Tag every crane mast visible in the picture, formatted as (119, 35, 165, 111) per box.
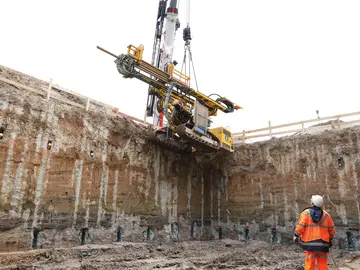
(147, 0, 180, 127)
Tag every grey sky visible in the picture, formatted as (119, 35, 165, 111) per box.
(1, 0, 360, 133)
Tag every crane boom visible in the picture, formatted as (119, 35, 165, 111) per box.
(159, 0, 178, 71)
(146, 0, 180, 127)
(146, 0, 167, 119)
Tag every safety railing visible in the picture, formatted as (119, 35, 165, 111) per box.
(233, 111, 360, 144)
(0, 67, 157, 129)
(127, 44, 144, 60)
(167, 63, 190, 87)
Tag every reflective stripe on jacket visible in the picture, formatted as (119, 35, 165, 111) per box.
(295, 208, 335, 252)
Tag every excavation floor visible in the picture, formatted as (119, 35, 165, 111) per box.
(0, 240, 359, 270)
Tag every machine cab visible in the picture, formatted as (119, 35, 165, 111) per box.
(209, 127, 234, 152)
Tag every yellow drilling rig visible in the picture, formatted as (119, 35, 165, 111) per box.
(98, 0, 241, 153)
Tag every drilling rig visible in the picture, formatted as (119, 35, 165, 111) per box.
(97, 0, 241, 153)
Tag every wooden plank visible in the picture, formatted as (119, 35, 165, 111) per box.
(305, 111, 360, 124)
(233, 132, 268, 140)
(272, 128, 303, 136)
(47, 78, 53, 100)
(52, 84, 88, 100)
(0, 76, 85, 109)
(234, 118, 360, 143)
(233, 136, 244, 142)
(234, 111, 360, 136)
(268, 121, 272, 137)
(0, 76, 45, 96)
(271, 119, 360, 136)
(116, 111, 154, 126)
(235, 125, 334, 141)
(233, 126, 269, 135)
(52, 84, 117, 111)
(344, 119, 360, 126)
(52, 95, 85, 109)
(0, 75, 156, 129)
(271, 112, 360, 129)
(234, 128, 302, 141)
(85, 98, 90, 111)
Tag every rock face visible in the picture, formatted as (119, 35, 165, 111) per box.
(1, 65, 360, 251)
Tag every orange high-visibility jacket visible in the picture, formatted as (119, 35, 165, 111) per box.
(295, 208, 335, 252)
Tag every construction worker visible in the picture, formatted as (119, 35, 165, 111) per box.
(294, 195, 335, 270)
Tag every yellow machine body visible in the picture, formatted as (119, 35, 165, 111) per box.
(209, 127, 234, 152)
(97, 44, 241, 153)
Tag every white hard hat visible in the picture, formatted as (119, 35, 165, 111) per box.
(311, 195, 324, 207)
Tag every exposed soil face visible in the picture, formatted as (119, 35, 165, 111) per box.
(227, 126, 360, 246)
(2, 66, 360, 268)
(0, 65, 211, 251)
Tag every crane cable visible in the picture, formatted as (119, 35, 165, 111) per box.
(180, 0, 200, 92)
(188, 46, 199, 92)
(181, 47, 187, 79)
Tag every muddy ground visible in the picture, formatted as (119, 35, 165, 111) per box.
(0, 240, 359, 270)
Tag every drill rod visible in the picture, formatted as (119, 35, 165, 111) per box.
(96, 46, 119, 59)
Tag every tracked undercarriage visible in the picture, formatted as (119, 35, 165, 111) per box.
(145, 122, 223, 154)
(146, 129, 192, 153)
(176, 123, 220, 152)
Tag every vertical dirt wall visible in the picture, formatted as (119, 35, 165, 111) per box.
(0, 66, 210, 251)
(1, 65, 360, 251)
(214, 128, 360, 247)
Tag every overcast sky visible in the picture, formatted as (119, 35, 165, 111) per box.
(1, 0, 360, 133)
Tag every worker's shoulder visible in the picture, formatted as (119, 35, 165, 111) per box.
(300, 207, 311, 214)
(323, 209, 333, 217)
